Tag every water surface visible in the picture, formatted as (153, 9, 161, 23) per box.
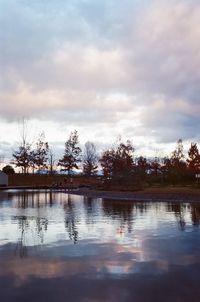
(0, 190, 200, 302)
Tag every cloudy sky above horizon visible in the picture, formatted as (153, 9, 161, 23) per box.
(0, 0, 200, 161)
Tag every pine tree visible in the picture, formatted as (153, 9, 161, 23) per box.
(31, 132, 49, 172)
(58, 130, 82, 175)
(187, 143, 200, 174)
(13, 143, 32, 173)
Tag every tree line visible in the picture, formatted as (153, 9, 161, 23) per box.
(2, 129, 200, 185)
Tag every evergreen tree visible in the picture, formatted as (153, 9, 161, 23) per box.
(99, 149, 115, 178)
(58, 130, 82, 175)
(187, 143, 200, 175)
(31, 132, 49, 172)
(13, 143, 32, 173)
(99, 140, 134, 178)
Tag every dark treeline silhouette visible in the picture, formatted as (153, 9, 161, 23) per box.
(100, 138, 200, 187)
(0, 126, 199, 186)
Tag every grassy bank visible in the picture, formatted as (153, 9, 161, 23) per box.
(8, 174, 99, 187)
(6, 174, 200, 196)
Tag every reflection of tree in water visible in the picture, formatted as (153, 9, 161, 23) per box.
(64, 194, 79, 244)
(166, 203, 200, 229)
(84, 196, 93, 214)
(16, 190, 55, 208)
(133, 202, 149, 214)
(83, 196, 96, 225)
(190, 203, 200, 227)
(15, 216, 29, 257)
(102, 199, 135, 233)
(14, 191, 50, 257)
(166, 203, 186, 230)
(17, 191, 29, 208)
(14, 215, 48, 258)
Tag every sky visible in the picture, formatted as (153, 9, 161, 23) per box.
(0, 0, 200, 163)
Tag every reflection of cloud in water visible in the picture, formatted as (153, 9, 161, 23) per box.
(1, 243, 200, 302)
(1, 191, 200, 301)
(1, 234, 200, 282)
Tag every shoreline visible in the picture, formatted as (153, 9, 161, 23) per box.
(1, 186, 200, 203)
(67, 188, 200, 203)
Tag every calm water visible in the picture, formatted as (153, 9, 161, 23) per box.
(0, 190, 200, 302)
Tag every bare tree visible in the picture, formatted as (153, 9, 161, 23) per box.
(12, 119, 33, 173)
(48, 147, 57, 174)
(135, 156, 149, 178)
(170, 139, 187, 183)
(171, 139, 185, 163)
(82, 141, 98, 176)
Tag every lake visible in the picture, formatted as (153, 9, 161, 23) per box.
(0, 190, 200, 302)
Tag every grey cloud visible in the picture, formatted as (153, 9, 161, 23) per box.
(123, 0, 200, 100)
(0, 141, 13, 163)
(0, 0, 200, 146)
(141, 103, 200, 143)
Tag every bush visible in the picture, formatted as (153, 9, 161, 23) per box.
(2, 165, 15, 175)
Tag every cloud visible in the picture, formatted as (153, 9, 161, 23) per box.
(125, 0, 200, 98)
(0, 0, 200, 147)
(121, 0, 200, 141)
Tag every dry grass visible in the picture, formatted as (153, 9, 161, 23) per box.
(7, 174, 200, 196)
(142, 185, 200, 195)
(8, 174, 99, 187)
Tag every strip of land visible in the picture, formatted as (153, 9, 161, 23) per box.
(67, 187, 200, 202)
(1, 185, 200, 202)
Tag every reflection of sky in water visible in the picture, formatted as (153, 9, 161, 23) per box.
(0, 190, 200, 302)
